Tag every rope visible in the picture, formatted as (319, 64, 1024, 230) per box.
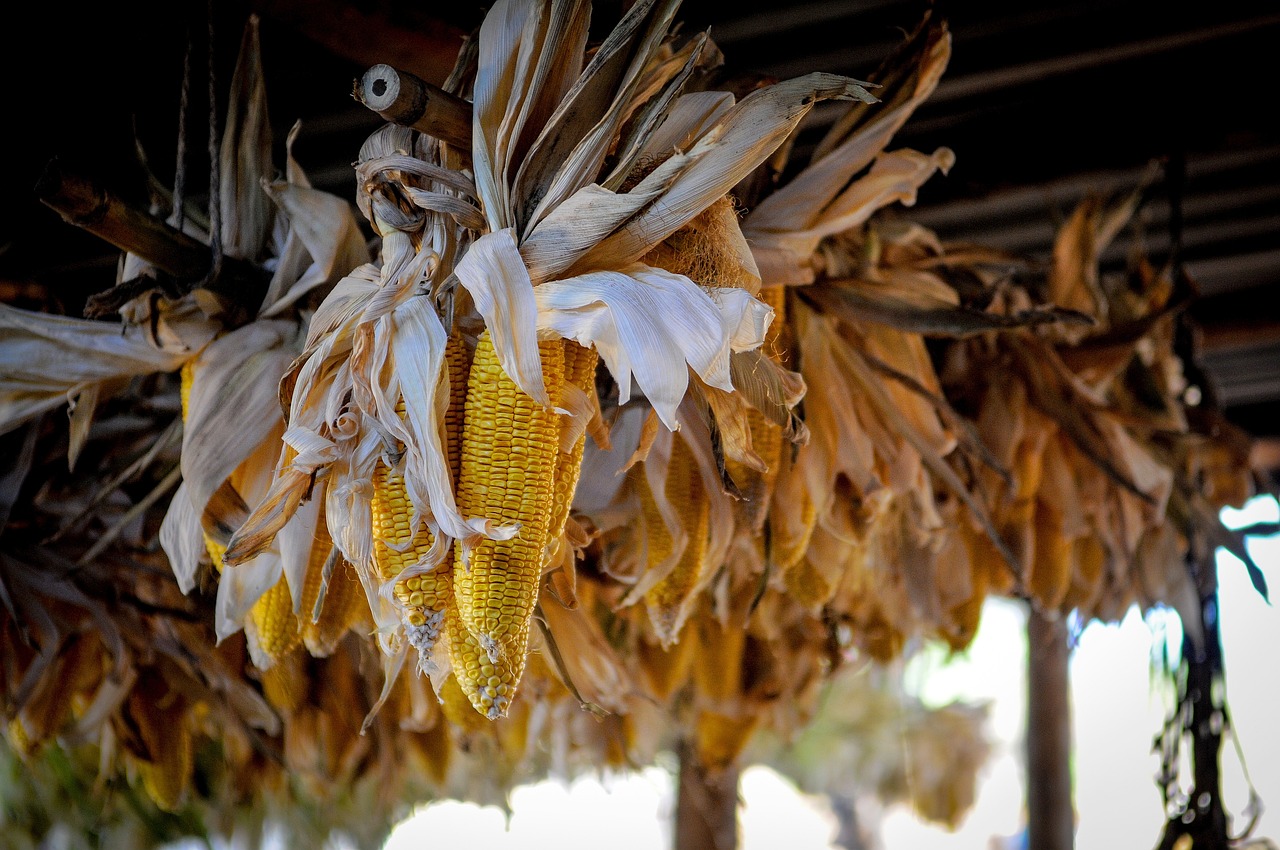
(205, 0, 223, 282)
(172, 15, 193, 233)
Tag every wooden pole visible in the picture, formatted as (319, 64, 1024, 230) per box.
(355, 64, 473, 150)
(35, 158, 270, 322)
(675, 738, 740, 850)
(1027, 606, 1075, 850)
(35, 158, 210, 281)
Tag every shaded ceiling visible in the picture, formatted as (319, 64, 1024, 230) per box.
(3, 0, 1277, 478)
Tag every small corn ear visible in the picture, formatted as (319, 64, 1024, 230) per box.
(728, 285, 789, 532)
(259, 646, 309, 714)
(637, 630, 697, 703)
(692, 614, 746, 710)
(244, 575, 303, 669)
(643, 436, 711, 646)
(371, 453, 450, 659)
(181, 360, 234, 575)
(127, 676, 193, 813)
(695, 709, 761, 772)
(548, 340, 598, 544)
(544, 339, 598, 606)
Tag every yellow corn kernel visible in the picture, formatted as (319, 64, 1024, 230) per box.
(695, 709, 761, 772)
(245, 575, 302, 670)
(373, 337, 469, 666)
(259, 646, 308, 714)
(726, 408, 784, 534)
(128, 678, 193, 813)
(299, 508, 366, 656)
(693, 614, 746, 709)
(451, 330, 565, 719)
(643, 437, 710, 645)
(441, 609, 500, 735)
(547, 340, 597, 548)
(372, 454, 450, 660)
(445, 332, 472, 482)
(181, 360, 233, 575)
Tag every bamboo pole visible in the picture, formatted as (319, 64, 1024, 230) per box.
(1027, 606, 1075, 850)
(355, 64, 472, 150)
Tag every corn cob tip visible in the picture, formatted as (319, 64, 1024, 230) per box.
(406, 610, 446, 675)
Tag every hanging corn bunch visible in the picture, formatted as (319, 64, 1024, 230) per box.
(221, 0, 875, 723)
(0, 2, 1265, 847)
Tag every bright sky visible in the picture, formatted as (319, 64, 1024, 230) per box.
(378, 495, 1280, 850)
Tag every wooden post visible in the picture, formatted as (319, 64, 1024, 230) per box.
(675, 738, 740, 850)
(1027, 606, 1075, 850)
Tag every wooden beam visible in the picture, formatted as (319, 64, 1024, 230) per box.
(252, 0, 467, 87)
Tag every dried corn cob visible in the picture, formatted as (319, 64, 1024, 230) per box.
(547, 340, 598, 551)
(1029, 500, 1074, 612)
(189, 358, 308, 665)
(643, 436, 711, 645)
(372, 454, 450, 658)
(727, 286, 789, 532)
(180, 359, 229, 573)
(451, 330, 565, 719)
(695, 709, 761, 772)
(784, 554, 836, 607)
(244, 575, 303, 669)
(637, 629, 697, 702)
(299, 531, 366, 658)
(693, 614, 747, 711)
(372, 332, 470, 669)
(543, 339, 598, 608)
(443, 607, 502, 729)
(773, 475, 818, 574)
(126, 675, 193, 813)
(444, 332, 472, 479)
(259, 646, 308, 715)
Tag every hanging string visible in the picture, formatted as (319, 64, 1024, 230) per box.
(172, 12, 194, 234)
(205, 0, 223, 283)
